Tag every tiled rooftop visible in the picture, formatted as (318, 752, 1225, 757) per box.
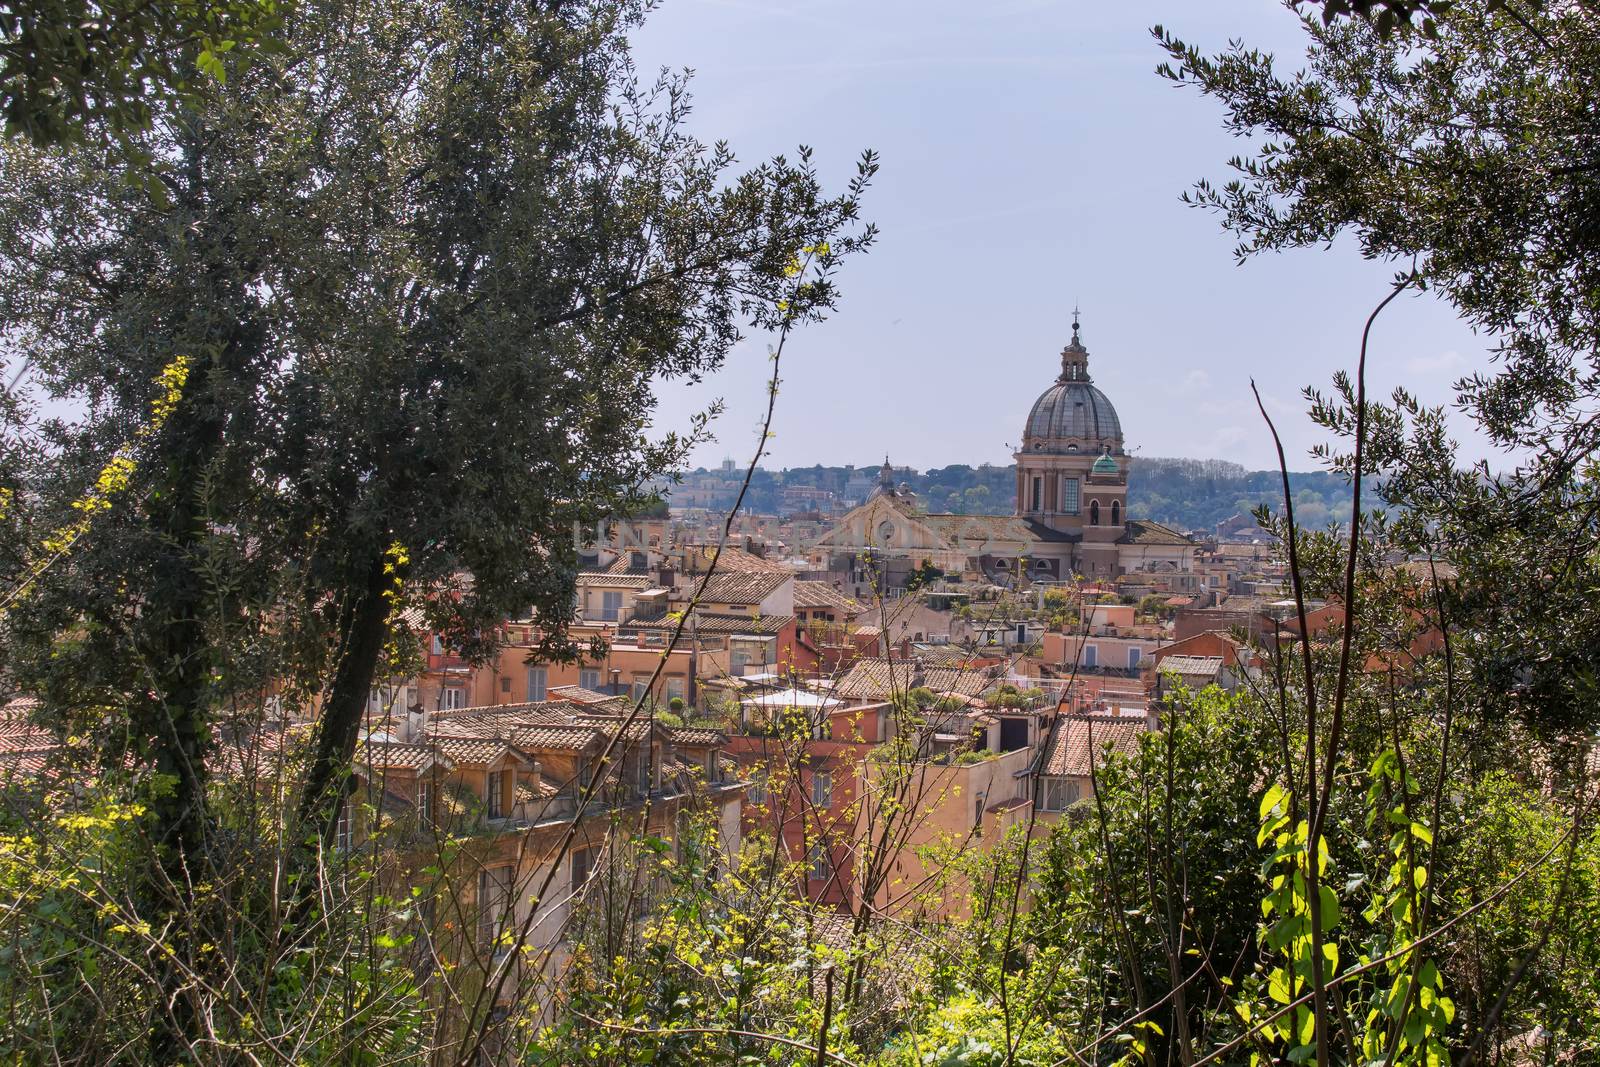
(1158, 655, 1225, 676)
(508, 724, 607, 752)
(830, 658, 998, 701)
(793, 581, 864, 614)
(666, 726, 727, 746)
(1044, 715, 1147, 777)
(425, 735, 532, 766)
(357, 740, 446, 771)
(624, 612, 793, 637)
(684, 570, 791, 605)
(1119, 519, 1194, 547)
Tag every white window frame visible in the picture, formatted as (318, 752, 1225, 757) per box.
(1061, 476, 1080, 515)
(579, 668, 601, 691)
(526, 666, 547, 703)
(441, 686, 466, 711)
(418, 780, 432, 825)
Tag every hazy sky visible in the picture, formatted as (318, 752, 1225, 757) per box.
(633, 0, 1502, 473)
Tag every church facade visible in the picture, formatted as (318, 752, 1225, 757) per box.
(812, 317, 1194, 588)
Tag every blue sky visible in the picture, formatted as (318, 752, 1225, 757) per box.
(634, 0, 1500, 473)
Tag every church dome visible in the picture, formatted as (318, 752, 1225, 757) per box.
(1022, 320, 1123, 452)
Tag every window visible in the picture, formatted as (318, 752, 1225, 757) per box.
(500, 676, 511, 694)
(811, 769, 832, 808)
(1083, 644, 1098, 668)
(600, 590, 622, 621)
(477, 866, 513, 955)
(1030, 476, 1042, 512)
(335, 802, 352, 851)
(486, 770, 505, 820)
(808, 841, 833, 881)
(1128, 647, 1143, 670)
(1111, 500, 1121, 526)
(442, 687, 466, 711)
(1089, 500, 1101, 526)
(665, 676, 686, 703)
(431, 634, 444, 655)
(571, 848, 594, 891)
(579, 668, 601, 691)
(747, 770, 768, 806)
(1041, 777, 1081, 811)
(631, 674, 651, 701)
(418, 780, 432, 825)
(525, 666, 547, 703)
(1061, 477, 1080, 515)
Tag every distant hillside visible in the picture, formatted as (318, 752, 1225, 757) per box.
(1123, 457, 1359, 532)
(665, 457, 1361, 533)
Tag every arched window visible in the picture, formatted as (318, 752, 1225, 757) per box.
(1089, 500, 1100, 526)
(1111, 501, 1121, 526)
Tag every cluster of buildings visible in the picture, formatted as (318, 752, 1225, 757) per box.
(0, 316, 1356, 1030)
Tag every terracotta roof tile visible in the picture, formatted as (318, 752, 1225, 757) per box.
(429, 703, 576, 733)
(507, 725, 605, 752)
(681, 545, 790, 573)
(577, 572, 652, 590)
(357, 740, 447, 772)
(1044, 716, 1146, 777)
(424, 735, 534, 766)
(625, 613, 792, 637)
(684, 570, 790, 605)
(830, 658, 999, 701)
(793, 581, 864, 614)
(1159, 655, 1225, 676)
(1118, 520, 1195, 547)
(548, 686, 629, 712)
(667, 726, 727, 746)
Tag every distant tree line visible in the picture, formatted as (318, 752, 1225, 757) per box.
(672, 457, 1368, 532)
